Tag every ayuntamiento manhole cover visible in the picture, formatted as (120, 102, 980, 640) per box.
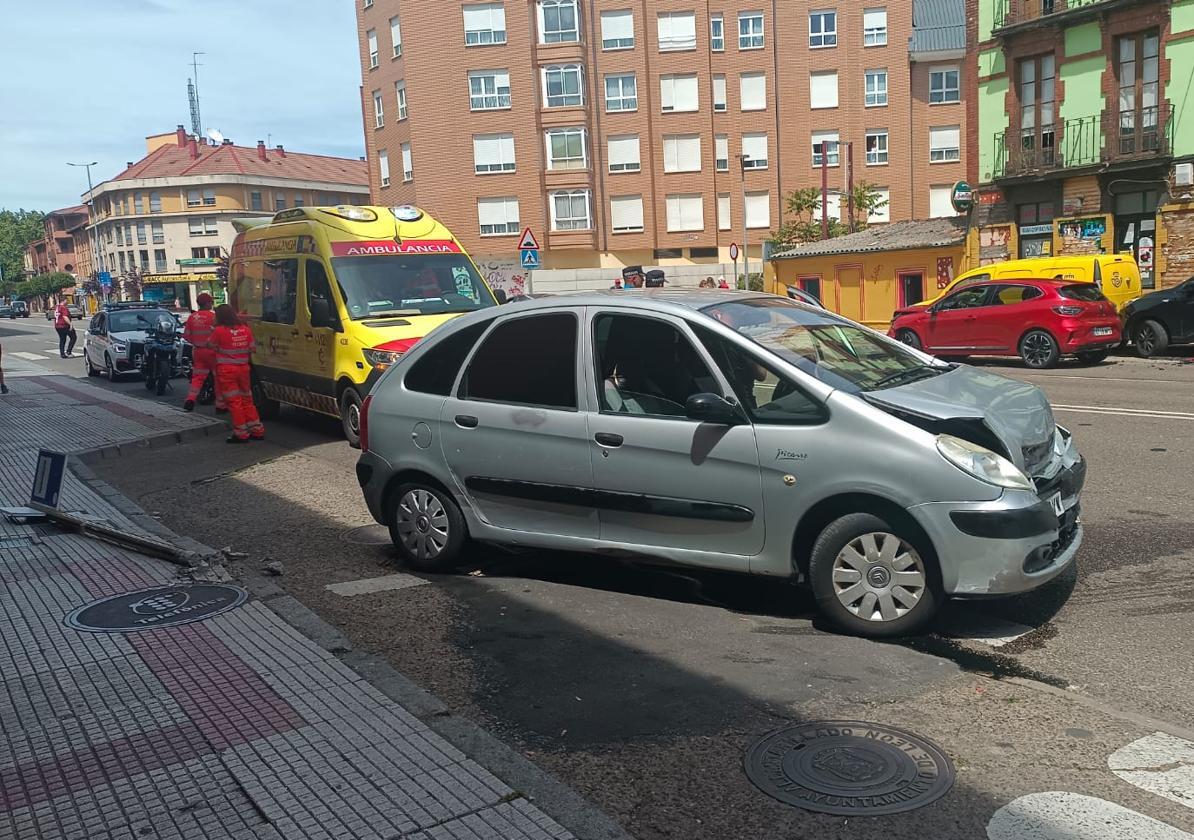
(340, 524, 391, 546)
(744, 721, 954, 816)
(65, 584, 248, 633)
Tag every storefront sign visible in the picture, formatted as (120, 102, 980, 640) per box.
(1019, 224, 1053, 236)
(143, 273, 217, 285)
(1138, 236, 1154, 269)
(977, 189, 1003, 206)
(950, 181, 975, 214)
(177, 257, 219, 266)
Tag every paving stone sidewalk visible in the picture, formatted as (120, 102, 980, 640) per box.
(0, 374, 577, 840)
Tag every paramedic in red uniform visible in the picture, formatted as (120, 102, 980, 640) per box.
(181, 293, 225, 413)
(210, 304, 265, 443)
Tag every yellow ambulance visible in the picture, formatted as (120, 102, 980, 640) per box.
(228, 205, 498, 446)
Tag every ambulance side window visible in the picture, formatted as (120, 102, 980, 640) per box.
(261, 258, 299, 325)
(231, 262, 262, 320)
(305, 260, 341, 331)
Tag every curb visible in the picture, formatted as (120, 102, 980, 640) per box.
(69, 444, 633, 840)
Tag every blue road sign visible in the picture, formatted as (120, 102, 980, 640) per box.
(31, 450, 66, 508)
(98, 271, 112, 288)
(520, 249, 541, 270)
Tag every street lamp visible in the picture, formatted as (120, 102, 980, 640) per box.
(739, 154, 751, 290)
(67, 161, 105, 303)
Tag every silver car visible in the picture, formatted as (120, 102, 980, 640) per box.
(356, 291, 1084, 637)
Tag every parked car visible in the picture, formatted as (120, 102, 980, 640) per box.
(1121, 276, 1194, 357)
(0, 303, 15, 319)
(44, 302, 85, 320)
(83, 304, 187, 381)
(889, 279, 1121, 369)
(12, 301, 28, 318)
(920, 254, 1141, 313)
(356, 291, 1085, 637)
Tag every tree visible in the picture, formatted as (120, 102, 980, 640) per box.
(768, 183, 888, 252)
(0, 209, 46, 283)
(13, 272, 75, 304)
(121, 266, 144, 300)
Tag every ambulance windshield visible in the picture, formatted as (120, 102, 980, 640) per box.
(332, 254, 497, 319)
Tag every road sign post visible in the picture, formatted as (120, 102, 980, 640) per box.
(30, 450, 66, 508)
(729, 243, 740, 289)
(517, 228, 540, 290)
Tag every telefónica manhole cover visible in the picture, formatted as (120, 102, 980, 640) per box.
(744, 721, 954, 816)
(65, 584, 248, 633)
(340, 524, 391, 546)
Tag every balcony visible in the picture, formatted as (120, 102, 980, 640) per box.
(992, 106, 1172, 180)
(993, 0, 1155, 34)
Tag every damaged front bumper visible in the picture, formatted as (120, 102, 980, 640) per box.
(908, 457, 1086, 596)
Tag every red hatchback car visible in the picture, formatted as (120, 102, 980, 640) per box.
(888, 279, 1122, 369)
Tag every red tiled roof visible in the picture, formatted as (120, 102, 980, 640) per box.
(49, 205, 89, 217)
(111, 138, 368, 185)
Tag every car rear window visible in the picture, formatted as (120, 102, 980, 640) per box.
(1058, 284, 1105, 302)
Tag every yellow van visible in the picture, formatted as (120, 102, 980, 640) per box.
(228, 205, 498, 445)
(922, 254, 1142, 312)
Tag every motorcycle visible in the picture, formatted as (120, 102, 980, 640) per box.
(139, 314, 192, 396)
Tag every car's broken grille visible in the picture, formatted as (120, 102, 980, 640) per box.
(1022, 441, 1051, 475)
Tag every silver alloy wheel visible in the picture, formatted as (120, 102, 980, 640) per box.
(1022, 332, 1055, 367)
(395, 489, 449, 561)
(832, 532, 927, 623)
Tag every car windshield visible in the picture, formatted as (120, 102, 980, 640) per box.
(701, 297, 945, 393)
(108, 310, 168, 332)
(331, 254, 497, 320)
(1058, 284, 1105, 302)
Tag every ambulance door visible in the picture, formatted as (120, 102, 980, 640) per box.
(253, 257, 302, 398)
(302, 258, 340, 415)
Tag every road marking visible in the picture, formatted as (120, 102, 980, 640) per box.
(325, 573, 428, 597)
(1020, 373, 1194, 385)
(1110, 733, 1194, 812)
(12, 351, 54, 361)
(1053, 404, 1194, 421)
(940, 613, 1034, 648)
(987, 792, 1194, 839)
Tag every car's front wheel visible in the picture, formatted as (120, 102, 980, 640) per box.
(1133, 319, 1168, 358)
(386, 482, 467, 572)
(1019, 329, 1060, 369)
(895, 328, 922, 350)
(809, 513, 940, 637)
(85, 352, 99, 377)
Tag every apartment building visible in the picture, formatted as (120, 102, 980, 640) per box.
(22, 205, 89, 277)
(974, 0, 1194, 290)
(356, 0, 968, 282)
(81, 127, 369, 304)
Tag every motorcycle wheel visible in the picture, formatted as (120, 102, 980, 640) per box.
(143, 357, 157, 391)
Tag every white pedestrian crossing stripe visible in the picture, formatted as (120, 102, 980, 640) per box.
(12, 352, 53, 361)
(987, 792, 1194, 839)
(1110, 733, 1194, 813)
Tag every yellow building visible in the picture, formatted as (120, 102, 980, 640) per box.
(769, 218, 971, 329)
(82, 126, 369, 305)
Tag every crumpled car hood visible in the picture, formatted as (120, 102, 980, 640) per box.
(865, 365, 1056, 473)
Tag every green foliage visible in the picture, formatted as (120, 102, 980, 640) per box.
(737, 272, 765, 291)
(768, 183, 888, 252)
(0, 209, 46, 283)
(9, 272, 77, 301)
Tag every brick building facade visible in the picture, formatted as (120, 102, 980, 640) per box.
(356, 0, 968, 287)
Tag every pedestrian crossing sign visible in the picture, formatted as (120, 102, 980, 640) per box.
(520, 249, 541, 270)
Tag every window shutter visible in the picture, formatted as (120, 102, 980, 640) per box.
(602, 10, 633, 42)
(610, 195, 644, 231)
(810, 72, 838, 109)
(608, 135, 640, 168)
(740, 73, 766, 110)
(742, 133, 768, 164)
(745, 192, 770, 228)
(717, 194, 731, 230)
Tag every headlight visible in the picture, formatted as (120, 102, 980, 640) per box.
(362, 348, 401, 371)
(111, 340, 127, 353)
(936, 434, 1033, 490)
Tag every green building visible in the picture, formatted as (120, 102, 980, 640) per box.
(975, 0, 1194, 290)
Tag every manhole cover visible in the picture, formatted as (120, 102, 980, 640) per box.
(340, 525, 391, 546)
(744, 721, 954, 816)
(65, 584, 248, 633)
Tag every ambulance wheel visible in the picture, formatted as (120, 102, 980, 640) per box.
(252, 373, 280, 420)
(340, 388, 363, 449)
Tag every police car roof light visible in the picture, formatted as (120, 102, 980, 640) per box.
(390, 205, 423, 222)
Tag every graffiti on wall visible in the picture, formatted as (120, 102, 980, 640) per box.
(475, 257, 527, 298)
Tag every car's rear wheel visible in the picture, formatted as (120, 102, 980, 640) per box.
(386, 482, 467, 572)
(1075, 349, 1110, 365)
(895, 329, 922, 350)
(339, 387, 363, 449)
(1133, 319, 1168, 358)
(1019, 330, 1060, 369)
(809, 513, 940, 638)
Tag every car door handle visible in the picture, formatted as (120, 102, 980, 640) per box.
(594, 432, 624, 447)
(304, 332, 314, 339)
(455, 414, 479, 429)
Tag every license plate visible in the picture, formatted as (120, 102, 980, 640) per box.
(1092, 327, 1113, 336)
(1047, 492, 1065, 516)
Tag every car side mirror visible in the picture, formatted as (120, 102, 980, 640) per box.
(310, 298, 339, 330)
(686, 393, 742, 425)
(493, 289, 508, 305)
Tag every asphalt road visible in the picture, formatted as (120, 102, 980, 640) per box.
(7, 315, 1194, 838)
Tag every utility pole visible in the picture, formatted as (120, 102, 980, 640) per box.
(740, 154, 751, 289)
(67, 161, 106, 303)
(820, 145, 829, 240)
(847, 142, 856, 233)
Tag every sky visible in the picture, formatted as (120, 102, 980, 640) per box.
(0, 0, 365, 211)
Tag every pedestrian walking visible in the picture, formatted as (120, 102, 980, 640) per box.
(0, 340, 8, 394)
(610, 278, 624, 290)
(717, 276, 730, 289)
(181, 293, 226, 413)
(210, 304, 264, 444)
(53, 301, 77, 358)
